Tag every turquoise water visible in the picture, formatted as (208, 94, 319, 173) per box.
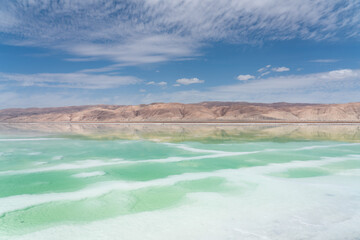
(0, 124, 360, 240)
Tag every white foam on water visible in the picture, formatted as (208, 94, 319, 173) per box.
(33, 162, 47, 166)
(0, 148, 262, 176)
(2, 135, 360, 239)
(296, 143, 360, 150)
(256, 154, 360, 175)
(52, 156, 63, 161)
(115, 140, 132, 144)
(1, 141, 353, 176)
(336, 169, 360, 176)
(135, 150, 260, 164)
(0, 138, 63, 142)
(7, 172, 360, 240)
(0, 159, 124, 176)
(169, 142, 360, 156)
(234, 228, 271, 240)
(0, 138, 357, 177)
(1, 154, 358, 217)
(28, 152, 41, 156)
(0, 168, 244, 216)
(164, 143, 228, 154)
(72, 171, 106, 178)
(0, 139, 357, 178)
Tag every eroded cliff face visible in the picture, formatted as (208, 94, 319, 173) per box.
(1, 102, 360, 122)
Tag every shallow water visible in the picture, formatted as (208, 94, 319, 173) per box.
(0, 124, 360, 240)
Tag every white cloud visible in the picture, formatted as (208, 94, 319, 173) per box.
(67, 35, 198, 67)
(64, 57, 97, 62)
(237, 74, 255, 81)
(0, 9, 18, 29)
(326, 69, 356, 79)
(1, 68, 360, 108)
(176, 77, 204, 85)
(0, 91, 91, 109)
(158, 81, 167, 86)
(257, 65, 271, 72)
(0, 90, 144, 109)
(221, 69, 358, 92)
(146, 81, 167, 86)
(0, 0, 359, 67)
(0, 72, 140, 89)
(310, 59, 339, 63)
(173, 84, 181, 87)
(260, 71, 271, 77)
(140, 68, 360, 104)
(272, 67, 290, 72)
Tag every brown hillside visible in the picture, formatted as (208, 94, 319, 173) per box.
(0, 102, 360, 122)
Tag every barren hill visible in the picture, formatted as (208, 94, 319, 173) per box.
(1, 102, 360, 122)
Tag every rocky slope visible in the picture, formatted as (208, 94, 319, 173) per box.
(1, 102, 360, 122)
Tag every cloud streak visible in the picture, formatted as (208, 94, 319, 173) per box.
(0, 72, 141, 89)
(68, 35, 199, 66)
(272, 67, 290, 72)
(1, 0, 359, 67)
(147, 81, 168, 87)
(310, 59, 339, 63)
(237, 75, 255, 81)
(1, 68, 359, 108)
(142, 69, 360, 103)
(176, 78, 204, 85)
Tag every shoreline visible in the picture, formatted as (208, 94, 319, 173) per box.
(1, 121, 360, 125)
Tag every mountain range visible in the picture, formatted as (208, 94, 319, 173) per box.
(1, 102, 360, 122)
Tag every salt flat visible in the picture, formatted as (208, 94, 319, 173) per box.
(0, 124, 359, 240)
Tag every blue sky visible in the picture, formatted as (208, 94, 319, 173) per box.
(0, 0, 360, 108)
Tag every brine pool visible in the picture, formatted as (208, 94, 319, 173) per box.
(0, 124, 359, 240)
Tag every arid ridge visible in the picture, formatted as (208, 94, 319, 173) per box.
(1, 102, 360, 123)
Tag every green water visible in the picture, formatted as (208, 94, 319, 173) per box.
(0, 124, 360, 240)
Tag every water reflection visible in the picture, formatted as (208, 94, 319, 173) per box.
(1, 123, 360, 142)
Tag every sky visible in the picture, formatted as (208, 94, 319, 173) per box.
(0, 0, 360, 109)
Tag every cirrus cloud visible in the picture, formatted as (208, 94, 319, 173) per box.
(1, 68, 360, 108)
(176, 77, 204, 85)
(237, 74, 255, 81)
(141, 68, 360, 104)
(310, 59, 339, 63)
(0, 72, 141, 89)
(272, 67, 290, 72)
(0, 0, 359, 67)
